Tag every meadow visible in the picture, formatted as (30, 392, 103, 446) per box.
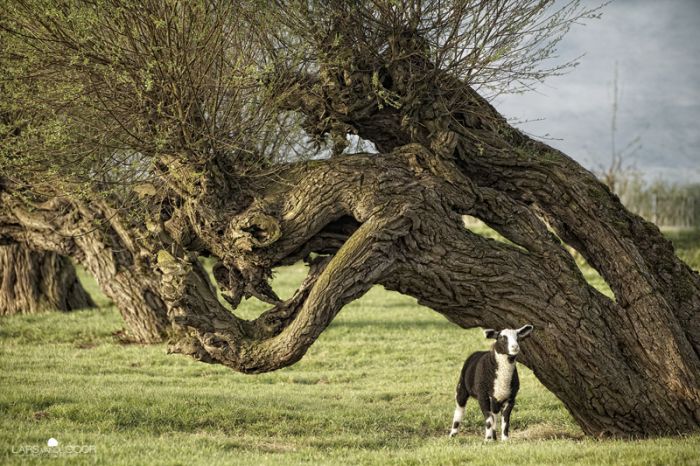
(1, 227, 699, 465)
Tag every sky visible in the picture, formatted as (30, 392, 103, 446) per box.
(495, 0, 700, 184)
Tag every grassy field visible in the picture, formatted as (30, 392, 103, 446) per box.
(1, 227, 700, 465)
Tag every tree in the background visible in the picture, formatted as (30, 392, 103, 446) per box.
(0, 193, 171, 342)
(1, 0, 699, 437)
(0, 26, 93, 318)
(0, 244, 93, 315)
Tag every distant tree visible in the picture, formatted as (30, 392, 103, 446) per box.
(0, 37, 93, 317)
(0, 244, 93, 315)
(1, 0, 699, 436)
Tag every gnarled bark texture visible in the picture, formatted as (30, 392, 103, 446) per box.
(150, 143, 699, 438)
(0, 244, 93, 315)
(0, 192, 170, 343)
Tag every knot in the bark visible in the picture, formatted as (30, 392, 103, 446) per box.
(226, 211, 281, 252)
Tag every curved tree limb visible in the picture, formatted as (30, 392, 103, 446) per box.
(160, 211, 405, 372)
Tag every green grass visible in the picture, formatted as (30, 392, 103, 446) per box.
(1, 228, 700, 465)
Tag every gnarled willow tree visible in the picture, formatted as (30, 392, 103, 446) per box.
(1, 0, 698, 437)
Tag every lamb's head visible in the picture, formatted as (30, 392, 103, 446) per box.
(484, 325, 534, 357)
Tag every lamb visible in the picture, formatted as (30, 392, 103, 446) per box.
(448, 324, 534, 441)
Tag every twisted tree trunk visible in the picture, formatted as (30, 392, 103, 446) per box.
(0, 244, 93, 315)
(149, 143, 699, 438)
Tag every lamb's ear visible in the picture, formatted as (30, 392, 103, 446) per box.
(517, 324, 534, 339)
(484, 329, 499, 339)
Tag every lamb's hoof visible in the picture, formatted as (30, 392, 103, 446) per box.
(501, 436, 510, 442)
(449, 430, 458, 438)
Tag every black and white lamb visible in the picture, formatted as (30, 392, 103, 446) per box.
(449, 324, 534, 441)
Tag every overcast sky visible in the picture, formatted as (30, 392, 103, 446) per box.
(495, 0, 700, 184)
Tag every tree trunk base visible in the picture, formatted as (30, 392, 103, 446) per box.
(0, 244, 94, 315)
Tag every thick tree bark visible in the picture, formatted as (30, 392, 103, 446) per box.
(0, 244, 93, 315)
(146, 38, 700, 435)
(0, 193, 170, 343)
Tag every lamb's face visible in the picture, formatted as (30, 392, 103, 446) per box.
(484, 325, 534, 356)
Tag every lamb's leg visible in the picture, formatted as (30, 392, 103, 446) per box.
(449, 378, 469, 437)
(501, 399, 515, 441)
(479, 397, 496, 441)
